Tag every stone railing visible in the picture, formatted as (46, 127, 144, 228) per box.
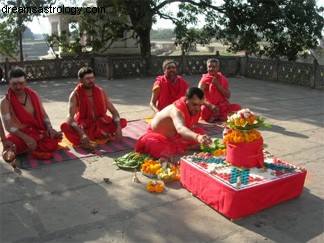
(1, 55, 323, 89)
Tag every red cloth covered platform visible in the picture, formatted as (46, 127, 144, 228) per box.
(180, 153, 307, 220)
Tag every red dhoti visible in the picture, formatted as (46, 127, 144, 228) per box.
(135, 126, 205, 158)
(61, 118, 127, 145)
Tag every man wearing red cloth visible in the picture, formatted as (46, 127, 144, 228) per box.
(60, 67, 127, 148)
(136, 87, 212, 159)
(150, 59, 189, 113)
(198, 58, 241, 122)
(0, 67, 62, 159)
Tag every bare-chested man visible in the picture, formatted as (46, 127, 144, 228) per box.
(0, 66, 62, 160)
(136, 87, 212, 159)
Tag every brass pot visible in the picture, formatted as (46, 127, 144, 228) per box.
(2, 150, 16, 163)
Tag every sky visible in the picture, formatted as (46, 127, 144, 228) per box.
(17, 0, 324, 36)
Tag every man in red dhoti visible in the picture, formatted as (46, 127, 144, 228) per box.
(0, 67, 62, 160)
(60, 67, 127, 148)
(150, 59, 189, 113)
(198, 58, 241, 122)
(136, 87, 212, 159)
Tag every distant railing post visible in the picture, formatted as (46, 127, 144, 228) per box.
(107, 56, 113, 79)
(5, 57, 10, 81)
(244, 55, 248, 78)
(310, 59, 317, 89)
(182, 53, 188, 75)
(275, 58, 280, 81)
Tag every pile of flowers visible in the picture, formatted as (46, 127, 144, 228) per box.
(223, 129, 262, 144)
(146, 180, 164, 193)
(141, 158, 161, 176)
(224, 108, 271, 131)
(141, 158, 181, 181)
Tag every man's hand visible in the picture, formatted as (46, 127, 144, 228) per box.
(2, 140, 15, 151)
(115, 127, 122, 142)
(208, 103, 219, 114)
(47, 128, 62, 139)
(24, 136, 37, 151)
(80, 133, 90, 148)
(196, 134, 212, 146)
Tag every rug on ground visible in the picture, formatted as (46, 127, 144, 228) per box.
(16, 119, 222, 169)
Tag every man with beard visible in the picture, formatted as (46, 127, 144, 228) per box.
(0, 66, 62, 159)
(198, 58, 241, 122)
(136, 87, 212, 159)
(150, 59, 189, 113)
(60, 67, 127, 148)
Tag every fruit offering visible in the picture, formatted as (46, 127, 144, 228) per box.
(146, 180, 164, 193)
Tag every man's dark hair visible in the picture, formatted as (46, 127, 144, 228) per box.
(186, 87, 204, 100)
(8, 66, 26, 80)
(78, 67, 94, 79)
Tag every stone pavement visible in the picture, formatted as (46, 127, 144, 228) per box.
(0, 74, 323, 242)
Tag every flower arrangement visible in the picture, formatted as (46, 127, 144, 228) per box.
(224, 108, 271, 131)
(222, 108, 271, 168)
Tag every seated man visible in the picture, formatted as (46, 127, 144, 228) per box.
(61, 67, 127, 148)
(150, 59, 189, 113)
(0, 66, 62, 159)
(136, 87, 212, 159)
(198, 58, 241, 122)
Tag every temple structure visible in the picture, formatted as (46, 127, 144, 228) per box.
(46, 0, 140, 58)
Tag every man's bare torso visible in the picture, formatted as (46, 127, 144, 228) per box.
(151, 105, 178, 137)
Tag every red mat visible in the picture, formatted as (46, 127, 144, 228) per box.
(15, 120, 222, 169)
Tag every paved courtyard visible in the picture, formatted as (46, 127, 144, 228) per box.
(0, 74, 323, 242)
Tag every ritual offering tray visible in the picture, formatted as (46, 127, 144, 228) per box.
(180, 152, 307, 220)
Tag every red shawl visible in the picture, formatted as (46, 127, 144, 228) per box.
(199, 72, 229, 105)
(153, 75, 189, 111)
(173, 96, 200, 129)
(74, 83, 107, 128)
(6, 87, 46, 130)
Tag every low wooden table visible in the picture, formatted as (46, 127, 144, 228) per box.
(180, 153, 307, 220)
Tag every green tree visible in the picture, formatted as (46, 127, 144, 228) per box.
(0, 0, 55, 58)
(75, 0, 322, 61)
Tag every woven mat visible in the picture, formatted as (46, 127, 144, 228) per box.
(16, 119, 222, 169)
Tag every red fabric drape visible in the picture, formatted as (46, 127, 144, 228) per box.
(199, 72, 241, 121)
(153, 75, 189, 111)
(5, 87, 58, 155)
(173, 96, 201, 128)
